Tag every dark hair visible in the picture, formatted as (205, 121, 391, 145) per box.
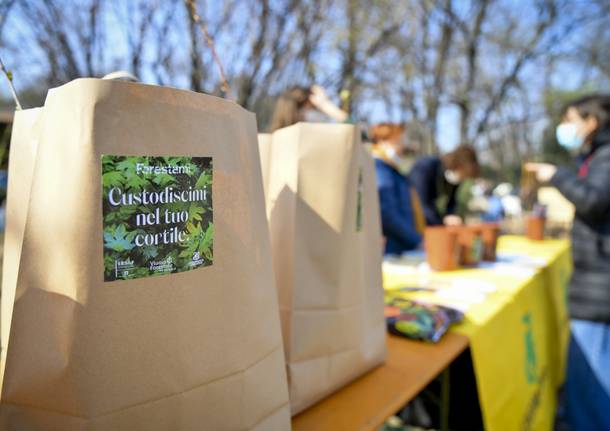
(561, 94, 610, 140)
(442, 145, 479, 176)
(268, 86, 311, 132)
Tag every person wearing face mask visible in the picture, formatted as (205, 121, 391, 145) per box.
(409, 145, 480, 226)
(268, 85, 349, 132)
(526, 94, 610, 431)
(371, 123, 425, 255)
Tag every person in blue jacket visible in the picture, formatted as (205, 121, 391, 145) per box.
(409, 145, 479, 226)
(370, 123, 423, 255)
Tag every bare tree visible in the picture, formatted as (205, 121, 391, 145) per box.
(452, 0, 490, 146)
(336, 0, 408, 116)
(0, 0, 17, 40)
(0, 0, 607, 164)
(14, 0, 106, 86)
(185, 0, 205, 92)
(124, 1, 158, 79)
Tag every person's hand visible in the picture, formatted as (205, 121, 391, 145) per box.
(443, 215, 463, 226)
(308, 85, 349, 122)
(524, 162, 557, 183)
(308, 85, 331, 109)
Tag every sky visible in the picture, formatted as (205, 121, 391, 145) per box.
(0, 0, 607, 153)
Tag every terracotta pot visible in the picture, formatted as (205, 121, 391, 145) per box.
(478, 223, 501, 261)
(526, 216, 545, 241)
(454, 225, 484, 266)
(424, 226, 460, 271)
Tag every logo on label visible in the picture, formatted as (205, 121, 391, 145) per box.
(149, 256, 175, 273)
(115, 258, 135, 279)
(190, 251, 204, 267)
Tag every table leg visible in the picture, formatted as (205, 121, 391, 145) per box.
(441, 367, 450, 431)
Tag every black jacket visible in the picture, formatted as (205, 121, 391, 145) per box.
(551, 128, 610, 323)
(410, 157, 458, 226)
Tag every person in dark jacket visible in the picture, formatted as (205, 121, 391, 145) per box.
(526, 94, 610, 431)
(409, 145, 479, 226)
(370, 123, 424, 255)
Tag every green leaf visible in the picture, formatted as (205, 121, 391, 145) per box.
(179, 248, 194, 258)
(199, 222, 214, 259)
(104, 224, 135, 252)
(186, 222, 203, 237)
(116, 158, 137, 172)
(105, 205, 137, 223)
(187, 164, 198, 177)
(103, 171, 124, 188)
(195, 170, 212, 189)
(188, 203, 205, 222)
(124, 171, 149, 191)
(178, 222, 202, 255)
(142, 246, 158, 259)
(104, 254, 117, 275)
(164, 157, 184, 167)
(153, 173, 176, 186)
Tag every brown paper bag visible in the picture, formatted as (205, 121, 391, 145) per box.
(0, 79, 290, 430)
(266, 123, 386, 415)
(257, 133, 272, 208)
(0, 108, 43, 393)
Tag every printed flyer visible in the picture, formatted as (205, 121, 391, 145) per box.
(102, 155, 213, 281)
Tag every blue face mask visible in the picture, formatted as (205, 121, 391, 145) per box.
(556, 123, 584, 151)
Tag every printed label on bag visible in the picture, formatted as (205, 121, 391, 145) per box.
(102, 155, 213, 281)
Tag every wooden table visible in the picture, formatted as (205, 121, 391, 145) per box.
(292, 332, 469, 431)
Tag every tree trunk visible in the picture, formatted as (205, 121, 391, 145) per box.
(186, 1, 204, 93)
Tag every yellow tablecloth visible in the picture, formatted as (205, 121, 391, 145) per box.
(384, 236, 572, 431)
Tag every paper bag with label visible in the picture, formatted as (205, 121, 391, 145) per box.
(266, 123, 386, 415)
(257, 133, 272, 215)
(257, 134, 272, 196)
(0, 79, 290, 431)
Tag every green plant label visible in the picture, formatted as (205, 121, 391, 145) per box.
(102, 155, 213, 281)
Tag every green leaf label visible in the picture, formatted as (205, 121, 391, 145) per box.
(102, 155, 213, 281)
